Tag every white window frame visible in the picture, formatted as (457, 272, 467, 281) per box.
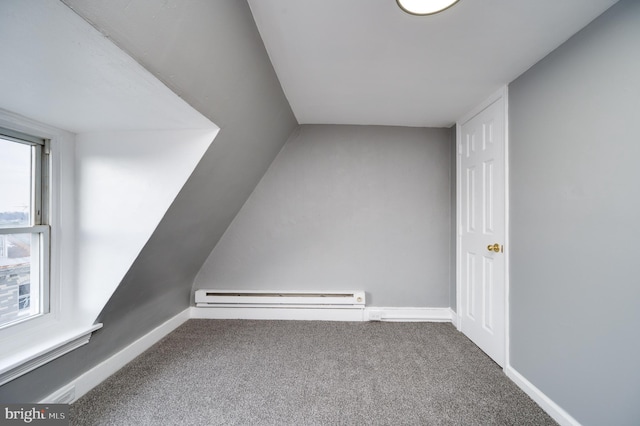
(0, 109, 101, 386)
(0, 129, 50, 329)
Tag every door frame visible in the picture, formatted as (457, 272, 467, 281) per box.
(455, 86, 510, 370)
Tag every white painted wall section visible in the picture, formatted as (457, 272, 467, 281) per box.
(75, 130, 214, 322)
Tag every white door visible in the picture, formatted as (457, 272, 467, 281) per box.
(457, 92, 506, 367)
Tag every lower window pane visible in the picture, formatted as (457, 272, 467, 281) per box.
(0, 233, 40, 327)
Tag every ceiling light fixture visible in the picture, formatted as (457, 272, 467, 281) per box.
(396, 0, 460, 16)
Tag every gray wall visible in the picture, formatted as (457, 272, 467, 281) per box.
(195, 125, 452, 307)
(509, 1, 640, 424)
(0, 0, 296, 402)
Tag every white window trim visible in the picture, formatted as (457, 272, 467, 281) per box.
(0, 109, 102, 386)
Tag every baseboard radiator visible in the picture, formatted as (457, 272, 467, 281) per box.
(195, 290, 365, 309)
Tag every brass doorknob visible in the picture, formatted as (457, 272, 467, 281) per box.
(487, 243, 501, 253)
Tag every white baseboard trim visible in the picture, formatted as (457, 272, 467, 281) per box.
(505, 365, 581, 426)
(364, 307, 454, 322)
(40, 308, 191, 404)
(450, 309, 458, 327)
(191, 306, 365, 322)
(191, 306, 456, 323)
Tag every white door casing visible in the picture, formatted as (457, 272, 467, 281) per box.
(456, 88, 508, 367)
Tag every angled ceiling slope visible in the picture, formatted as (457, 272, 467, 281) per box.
(249, 0, 618, 127)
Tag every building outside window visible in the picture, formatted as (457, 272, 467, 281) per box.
(0, 129, 50, 328)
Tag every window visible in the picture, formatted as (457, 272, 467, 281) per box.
(0, 128, 50, 329)
(0, 113, 103, 388)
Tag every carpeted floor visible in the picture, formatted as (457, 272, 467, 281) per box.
(71, 320, 556, 425)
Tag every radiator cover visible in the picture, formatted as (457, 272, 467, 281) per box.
(195, 290, 365, 308)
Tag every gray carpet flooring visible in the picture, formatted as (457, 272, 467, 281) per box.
(71, 320, 556, 425)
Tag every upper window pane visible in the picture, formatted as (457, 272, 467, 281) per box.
(0, 137, 32, 228)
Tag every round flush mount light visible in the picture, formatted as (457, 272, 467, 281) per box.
(396, 0, 460, 15)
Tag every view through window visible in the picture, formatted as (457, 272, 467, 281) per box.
(0, 130, 49, 328)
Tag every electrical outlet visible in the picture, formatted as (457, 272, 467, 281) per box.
(368, 310, 382, 321)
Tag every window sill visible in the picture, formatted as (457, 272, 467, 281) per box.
(0, 323, 103, 386)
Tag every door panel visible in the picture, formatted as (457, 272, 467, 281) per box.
(458, 96, 505, 367)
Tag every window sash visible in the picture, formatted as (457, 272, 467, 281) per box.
(0, 128, 48, 227)
(0, 224, 49, 236)
(0, 128, 46, 147)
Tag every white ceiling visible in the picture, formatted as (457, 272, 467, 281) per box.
(248, 0, 618, 127)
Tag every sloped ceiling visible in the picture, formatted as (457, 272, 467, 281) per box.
(248, 0, 618, 127)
